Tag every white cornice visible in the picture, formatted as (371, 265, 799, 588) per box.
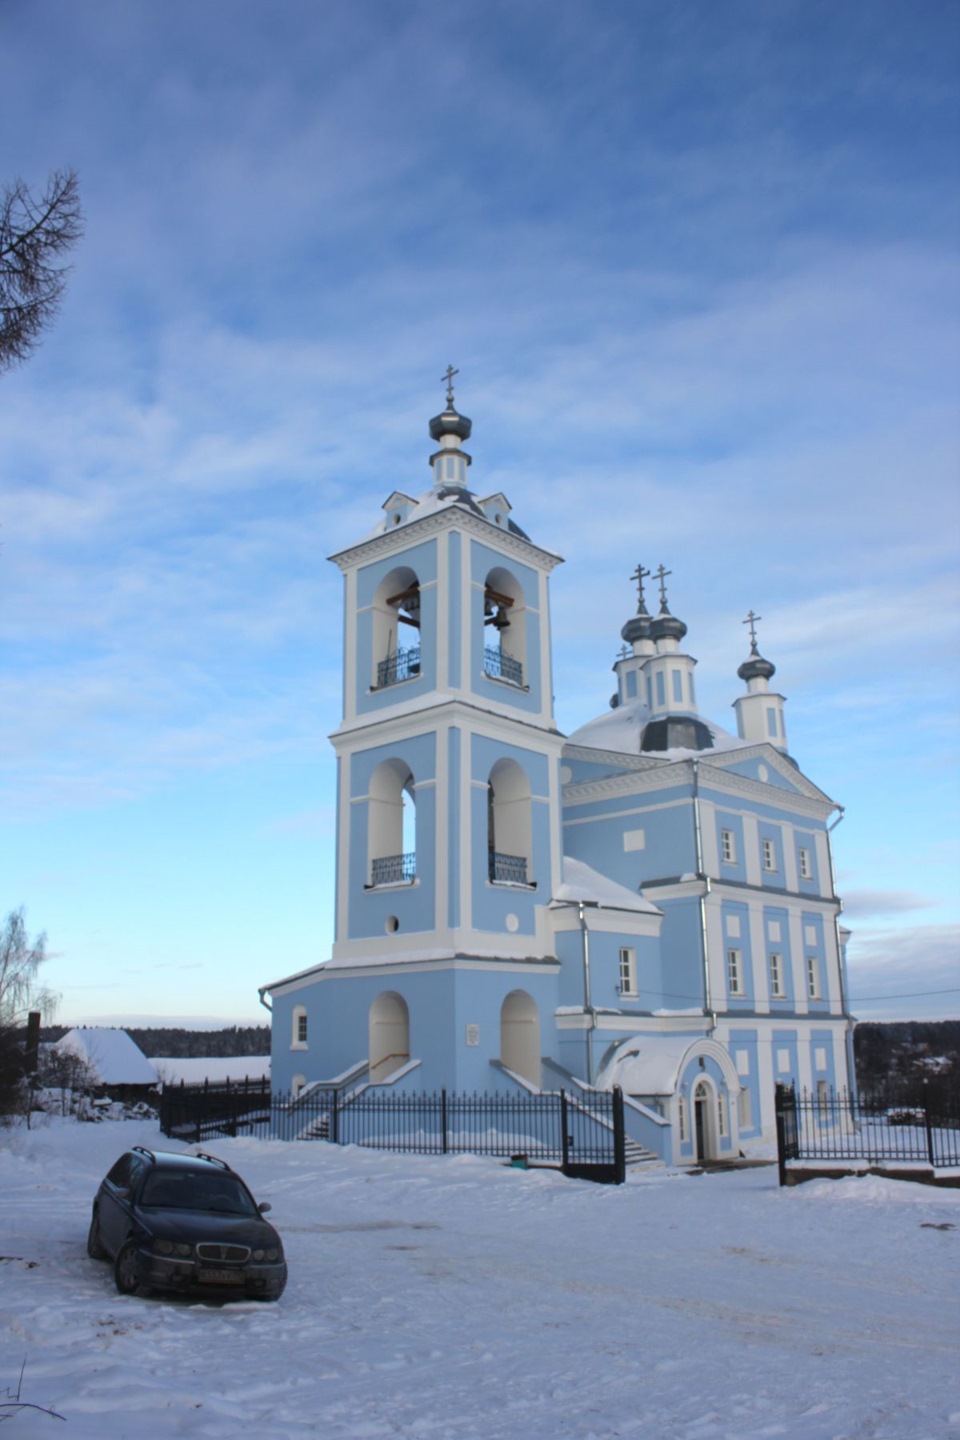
(329, 692, 565, 749)
(329, 503, 563, 574)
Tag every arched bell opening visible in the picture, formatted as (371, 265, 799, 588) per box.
(483, 566, 526, 687)
(487, 758, 533, 887)
(367, 758, 417, 887)
(373, 565, 421, 688)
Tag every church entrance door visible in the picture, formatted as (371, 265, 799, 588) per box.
(693, 1079, 714, 1163)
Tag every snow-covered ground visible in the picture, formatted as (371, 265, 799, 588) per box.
(1, 1119, 958, 1440)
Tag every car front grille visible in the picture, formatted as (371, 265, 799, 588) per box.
(195, 1243, 250, 1264)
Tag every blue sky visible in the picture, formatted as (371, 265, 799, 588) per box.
(2, 0, 957, 1026)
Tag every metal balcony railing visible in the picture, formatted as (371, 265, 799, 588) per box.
(489, 850, 528, 885)
(370, 853, 416, 887)
(377, 648, 421, 688)
(483, 647, 523, 686)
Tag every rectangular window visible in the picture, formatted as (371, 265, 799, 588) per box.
(720, 829, 736, 864)
(726, 949, 743, 995)
(618, 946, 637, 996)
(655, 671, 666, 706)
(297, 1013, 308, 1044)
(762, 837, 777, 871)
(816, 1079, 829, 1106)
(678, 1095, 688, 1143)
(799, 847, 813, 879)
(806, 955, 821, 998)
(717, 1093, 727, 1137)
(672, 669, 684, 702)
(766, 706, 778, 737)
(769, 953, 784, 997)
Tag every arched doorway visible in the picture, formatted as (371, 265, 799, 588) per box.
(369, 992, 410, 1083)
(693, 1077, 716, 1163)
(500, 990, 540, 1086)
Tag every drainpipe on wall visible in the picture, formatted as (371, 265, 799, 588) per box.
(578, 900, 597, 1086)
(257, 987, 272, 1014)
(691, 760, 716, 1035)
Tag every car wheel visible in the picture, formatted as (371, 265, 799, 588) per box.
(114, 1241, 142, 1296)
(87, 1211, 108, 1260)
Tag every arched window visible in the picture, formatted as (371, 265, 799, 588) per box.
(487, 757, 532, 886)
(483, 566, 526, 687)
(500, 990, 540, 1086)
(373, 565, 421, 688)
(291, 1005, 308, 1049)
(369, 991, 410, 1082)
(368, 759, 417, 887)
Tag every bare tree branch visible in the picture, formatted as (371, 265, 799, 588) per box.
(0, 169, 83, 373)
(0, 910, 50, 1024)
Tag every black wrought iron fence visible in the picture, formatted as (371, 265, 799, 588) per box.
(775, 1083, 960, 1184)
(160, 1080, 626, 1183)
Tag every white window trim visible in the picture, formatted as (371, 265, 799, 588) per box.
(726, 948, 743, 996)
(806, 955, 821, 999)
(798, 847, 813, 879)
(618, 946, 637, 997)
(762, 837, 777, 872)
(769, 953, 784, 998)
(720, 828, 737, 865)
(291, 1005, 308, 1050)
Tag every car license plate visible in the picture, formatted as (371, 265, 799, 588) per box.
(198, 1268, 245, 1285)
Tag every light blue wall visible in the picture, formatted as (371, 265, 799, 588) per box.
(719, 756, 804, 793)
(447, 726, 461, 929)
(347, 732, 437, 940)
(772, 1028, 800, 1089)
(714, 809, 747, 882)
(757, 819, 785, 888)
(562, 784, 695, 890)
(677, 1050, 736, 1159)
(656, 897, 706, 1010)
(801, 910, 831, 1014)
(271, 964, 560, 1094)
(810, 1027, 839, 1093)
(794, 827, 823, 895)
(762, 903, 795, 1009)
(719, 898, 754, 1010)
(728, 1028, 761, 1137)
(554, 927, 662, 1011)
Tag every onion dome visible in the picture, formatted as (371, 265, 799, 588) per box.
(650, 609, 687, 644)
(738, 648, 776, 683)
(737, 610, 775, 682)
(621, 609, 652, 645)
(429, 405, 472, 443)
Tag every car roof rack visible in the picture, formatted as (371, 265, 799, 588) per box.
(132, 1145, 156, 1162)
(193, 1151, 231, 1171)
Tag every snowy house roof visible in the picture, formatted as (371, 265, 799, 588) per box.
(552, 856, 660, 914)
(53, 1028, 158, 1086)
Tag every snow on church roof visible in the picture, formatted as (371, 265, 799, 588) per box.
(566, 696, 748, 760)
(595, 1034, 699, 1096)
(53, 1028, 158, 1086)
(553, 856, 660, 914)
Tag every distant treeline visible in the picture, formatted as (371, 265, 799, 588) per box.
(36, 1025, 271, 1058)
(853, 1020, 959, 1116)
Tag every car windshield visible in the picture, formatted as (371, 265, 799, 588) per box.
(139, 1171, 258, 1216)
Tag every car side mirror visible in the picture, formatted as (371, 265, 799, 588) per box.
(258, 1201, 272, 1213)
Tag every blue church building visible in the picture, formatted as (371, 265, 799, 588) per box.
(261, 381, 854, 1165)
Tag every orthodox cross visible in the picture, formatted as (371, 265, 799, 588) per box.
(654, 563, 672, 612)
(441, 364, 459, 408)
(743, 609, 762, 653)
(618, 643, 631, 660)
(629, 562, 650, 611)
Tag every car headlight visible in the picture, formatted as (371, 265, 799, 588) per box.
(252, 1247, 281, 1262)
(152, 1239, 193, 1258)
